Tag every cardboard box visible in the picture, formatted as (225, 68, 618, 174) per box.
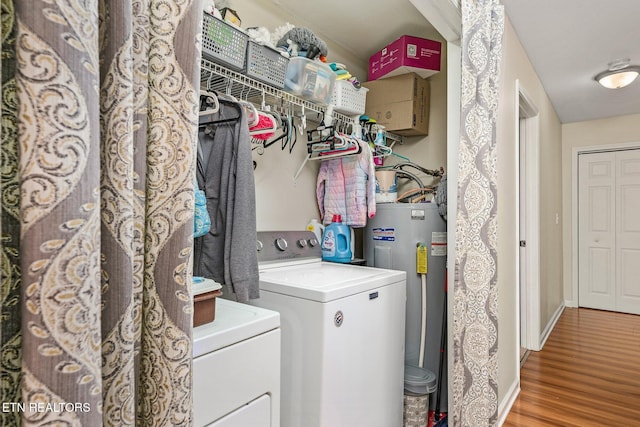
(368, 35, 441, 81)
(363, 73, 430, 136)
(220, 7, 241, 27)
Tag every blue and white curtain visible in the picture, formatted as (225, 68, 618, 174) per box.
(453, 0, 504, 426)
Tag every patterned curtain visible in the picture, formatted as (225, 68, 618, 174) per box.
(1, 1, 22, 425)
(453, 0, 504, 426)
(1, 0, 202, 425)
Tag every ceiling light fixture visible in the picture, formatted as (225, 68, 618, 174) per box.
(595, 59, 640, 89)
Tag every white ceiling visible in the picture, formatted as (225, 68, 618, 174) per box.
(502, 0, 640, 123)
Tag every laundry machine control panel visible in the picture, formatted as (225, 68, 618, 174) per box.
(257, 231, 321, 264)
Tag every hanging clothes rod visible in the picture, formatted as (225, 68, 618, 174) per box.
(200, 59, 403, 144)
(200, 59, 405, 179)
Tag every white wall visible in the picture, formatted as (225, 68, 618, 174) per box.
(561, 113, 640, 305)
(232, 1, 448, 231)
(496, 18, 563, 413)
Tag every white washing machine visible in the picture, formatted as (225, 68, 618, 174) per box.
(251, 231, 407, 427)
(193, 298, 280, 426)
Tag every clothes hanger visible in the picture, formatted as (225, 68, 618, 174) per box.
(199, 108, 239, 127)
(314, 138, 361, 159)
(279, 101, 291, 152)
(249, 111, 278, 138)
(308, 132, 361, 157)
(293, 138, 362, 180)
(224, 78, 237, 101)
(198, 95, 245, 127)
(306, 126, 335, 153)
(306, 125, 335, 143)
(287, 104, 298, 154)
(243, 102, 259, 127)
(297, 105, 307, 136)
(263, 114, 289, 150)
(198, 78, 244, 126)
(199, 90, 219, 114)
(373, 143, 393, 159)
(310, 133, 349, 153)
(268, 102, 297, 153)
(238, 86, 259, 127)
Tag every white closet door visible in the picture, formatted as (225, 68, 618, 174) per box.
(579, 149, 640, 315)
(578, 152, 616, 311)
(616, 150, 640, 315)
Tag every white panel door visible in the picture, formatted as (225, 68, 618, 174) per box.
(578, 152, 616, 310)
(616, 150, 640, 314)
(579, 149, 640, 315)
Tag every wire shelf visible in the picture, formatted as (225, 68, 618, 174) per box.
(200, 59, 403, 143)
(201, 59, 359, 126)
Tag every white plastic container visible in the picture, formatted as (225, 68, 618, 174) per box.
(306, 219, 325, 242)
(284, 57, 336, 105)
(375, 170, 397, 203)
(331, 80, 369, 115)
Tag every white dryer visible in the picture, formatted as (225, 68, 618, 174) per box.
(251, 231, 407, 427)
(193, 298, 280, 426)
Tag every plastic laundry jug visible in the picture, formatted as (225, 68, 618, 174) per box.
(321, 214, 352, 263)
(306, 219, 325, 242)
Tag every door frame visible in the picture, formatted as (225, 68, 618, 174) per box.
(515, 81, 541, 351)
(409, 0, 462, 415)
(571, 141, 640, 306)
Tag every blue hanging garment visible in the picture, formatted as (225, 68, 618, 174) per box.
(193, 178, 211, 238)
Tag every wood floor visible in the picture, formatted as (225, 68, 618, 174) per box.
(503, 307, 640, 427)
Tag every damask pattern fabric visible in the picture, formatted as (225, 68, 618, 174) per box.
(453, 0, 504, 426)
(2, 0, 202, 425)
(1, 2, 22, 426)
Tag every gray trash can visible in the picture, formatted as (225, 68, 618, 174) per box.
(403, 364, 437, 427)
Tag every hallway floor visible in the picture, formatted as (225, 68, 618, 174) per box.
(504, 307, 640, 426)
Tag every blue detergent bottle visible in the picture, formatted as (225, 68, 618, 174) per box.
(321, 214, 352, 263)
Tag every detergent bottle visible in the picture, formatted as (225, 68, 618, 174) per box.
(306, 219, 325, 242)
(321, 214, 352, 263)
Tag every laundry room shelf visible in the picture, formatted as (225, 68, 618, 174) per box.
(201, 59, 403, 143)
(201, 59, 357, 127)
(201, 58, 403, 182)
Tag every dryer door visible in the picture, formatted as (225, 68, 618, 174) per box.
(193, 329, 280, 426)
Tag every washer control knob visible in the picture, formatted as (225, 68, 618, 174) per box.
(275, 237, 288, 251)
(256, 240, 263, 252)
(309, 238, 319, 247)
(297, 239, 307, 248)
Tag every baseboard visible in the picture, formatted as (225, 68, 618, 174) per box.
(497, 379, 520, 426)
(539, 303, 565, 349)
(565, 299, 577, 308)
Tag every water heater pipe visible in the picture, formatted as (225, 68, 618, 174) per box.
(419, 273, 427, 368)
(416, 243, 428, 368)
